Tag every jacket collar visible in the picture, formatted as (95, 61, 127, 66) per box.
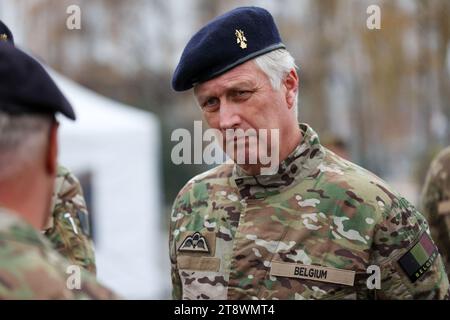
(232, 123, 325, 199)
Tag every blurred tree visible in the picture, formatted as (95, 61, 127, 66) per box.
(4, 0, 449, 206)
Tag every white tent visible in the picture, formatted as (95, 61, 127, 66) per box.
(50, 70, 170, 299)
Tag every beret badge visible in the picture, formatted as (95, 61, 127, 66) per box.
(235, 29, 247, 49)
(0, 34, 7, 42)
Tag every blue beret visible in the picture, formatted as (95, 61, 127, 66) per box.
(0, 20, 14, 44)
(172, 6, 286, 91)
(0, 42, 76, 120)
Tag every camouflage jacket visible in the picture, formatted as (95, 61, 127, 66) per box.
(169, 123, 449, 300)
(0, 207, 116, 299)
(421, 146, 450, 277)
(43, 166, 96, 274)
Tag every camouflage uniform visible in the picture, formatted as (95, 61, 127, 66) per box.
(43, 166, 96, 274)
(421, 146, 450, 277)
(169, 123, 449, 300)
(0, 207, 116, 299)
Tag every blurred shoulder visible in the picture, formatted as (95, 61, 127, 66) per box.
(0, 209, 115, 299)
(55, 165, 82, 194)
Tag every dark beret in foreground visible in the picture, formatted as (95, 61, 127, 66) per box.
(0, 20, 14, 44)
(0, 42, 75, 120)
(172, 6, 286, 91)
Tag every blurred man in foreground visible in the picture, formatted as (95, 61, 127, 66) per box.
(0, 41, 115, 299)
(1, 19, 97, 275)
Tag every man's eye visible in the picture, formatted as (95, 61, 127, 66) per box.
(202, 98, 219, 109)
(235, 90, 251, 99)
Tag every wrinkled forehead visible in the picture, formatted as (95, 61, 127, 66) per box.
(193, 59, 267, 97)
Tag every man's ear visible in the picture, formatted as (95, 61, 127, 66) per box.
(46, 121, 59, 176)
(284, 68, 299, 109)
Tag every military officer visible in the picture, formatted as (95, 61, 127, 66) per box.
(421, 146, 450, 277)
(0, 41, 116, 299)
(169, 6, 449, 300)
(43, 165, 97, 274)
(0, 20, 96, 275)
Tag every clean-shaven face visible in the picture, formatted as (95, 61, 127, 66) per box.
(194, 60, 293, 171)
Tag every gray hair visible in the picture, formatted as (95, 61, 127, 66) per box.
(254, 49, 299, 118)
(0, 112, 53, 181)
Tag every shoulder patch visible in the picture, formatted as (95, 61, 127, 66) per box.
(178, 232, 210, 253)
(398, 232, 438, 283)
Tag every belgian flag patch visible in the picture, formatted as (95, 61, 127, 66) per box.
(398, 232, 438, 283)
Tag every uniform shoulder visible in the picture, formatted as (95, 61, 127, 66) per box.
(173, 163, 234, 201)
(55, 165, 82, 192)
(53, 165, 85, 208)
(0, 243, 70, 299)
(0, 210, 69, 298)
(0, 239, 116, 299)
(57, 165, 71, 178)
(318, 149, 429, 246)
(320, 151, 431, 262)
(319, 149, 401, 214)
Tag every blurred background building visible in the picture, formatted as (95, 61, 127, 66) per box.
(0, 0, 449, 298)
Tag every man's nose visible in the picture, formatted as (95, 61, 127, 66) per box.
(219, 101, 241, 130)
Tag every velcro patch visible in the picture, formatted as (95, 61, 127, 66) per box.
(398, 232, 438, 283)
(270, 261, 356, 286)
(177, 231, 215, 255)
(178, 256, 220, 271)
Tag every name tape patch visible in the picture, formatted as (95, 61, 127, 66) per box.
(270, 261, 356, 286)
